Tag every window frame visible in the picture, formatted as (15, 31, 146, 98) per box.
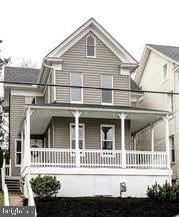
(69, 123, 85, 149)
(15, 139, 22, 167)
(162, 64, 168, 82)
(166, 93, 174, 113)
(70, 72, 83, 104)
(100, 124, 115, 150)
(86, 34, 96, 58)
(101, 74, 113, 105)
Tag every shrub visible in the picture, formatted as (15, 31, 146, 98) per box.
(31, 175, 61, 199)
(147, 181, 179, 202)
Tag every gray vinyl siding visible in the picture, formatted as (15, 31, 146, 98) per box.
(10, 95, 25, 176)
(44, 88, 48, 104)
(36, 96, 44, 104)
(53, 117, 130, 150)
(55, 32, 130, 106)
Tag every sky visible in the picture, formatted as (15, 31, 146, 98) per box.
(1, 0, 179, 68)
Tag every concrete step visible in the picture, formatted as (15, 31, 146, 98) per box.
(5, 179, 21, 193)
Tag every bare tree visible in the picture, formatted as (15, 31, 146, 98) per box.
(17, 57, 37, 68)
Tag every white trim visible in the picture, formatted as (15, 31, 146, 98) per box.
(11, 90, 43, 97)
(53, 69, 56, 102)
(70, 123, 85, 149)
(86, 33, 96, 58)
(15, 139, 22, 167)
(70, 72, 83, 104)
(100, 124, 115, 150)
(101, 74, 113, 105)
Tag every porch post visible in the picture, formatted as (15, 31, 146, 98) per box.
(163, 116, 170, 169)
(24, 108, 31, 172)
(151, 124, 155, 152)
(74, 111, 81, 168)
(119, 113, 127, 168)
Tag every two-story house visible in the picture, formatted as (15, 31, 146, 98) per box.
(3, 19, 171, 198)
(135, 44, 179, 183)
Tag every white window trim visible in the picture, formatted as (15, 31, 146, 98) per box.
(162, 63, 168, 82)
(100, 124, 115, 150)
(101, 75, 113, 105)
(15, 139, 22, 167)
(69, 123, 85, 149)
(86, 33, 96, 58)
(70, 72, 83, 104)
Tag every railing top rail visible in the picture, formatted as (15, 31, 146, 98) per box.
(126, 150, 167, 155)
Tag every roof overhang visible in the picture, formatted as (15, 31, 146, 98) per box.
(22, 104, 169, 135)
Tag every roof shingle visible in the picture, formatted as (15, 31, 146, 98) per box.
(4, 66, 40, 83)
(148, 44, 179, 63)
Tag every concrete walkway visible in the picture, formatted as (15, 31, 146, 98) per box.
(9, 193, 23, 206)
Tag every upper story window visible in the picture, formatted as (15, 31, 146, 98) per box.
(101, 75, 113, 105)
(70, 72, 83, 103)
(163, 64, 168, 81)
(86, 34, 96, 58)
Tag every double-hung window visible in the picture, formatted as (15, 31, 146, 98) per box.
(163, 64, 168, 81)
(101, 75, 113, 104)
(70, 72, 83, 103)
(101, 125, 115, 150)
(15, 139, 22, 166)
(86, 34, 96, 57)
(70, 123, 85, 149)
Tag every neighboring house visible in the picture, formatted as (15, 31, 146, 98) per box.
(135, 44, 179, 183)
(3, 19, 171, 197)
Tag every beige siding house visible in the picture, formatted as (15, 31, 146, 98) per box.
(135, 44, 179, 182)
(3, 19, 171, 197)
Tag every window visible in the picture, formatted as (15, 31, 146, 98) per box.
(167, 93, 174, 112)
(15, 139, 22, 166)
(70, 73, 83, 103)
(86, 34, 96, 57)
(25, 96, 35, 104)
(101, 125, 115, 150)
(70, 123, 85, 149)
(163, 64, 168, 81)
(101, 75, 113, 104)
(170, 136, 175, 163)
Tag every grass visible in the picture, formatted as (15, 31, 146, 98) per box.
(35, 197, 179, 217)
(0, 192, 4, 206)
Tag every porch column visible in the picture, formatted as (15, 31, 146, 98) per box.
(119, 113, 127, 168)
(74, 111, 81, 168)
(151, 124, 155, 152)
(24, 108, 31, 172)
(163, 116, 170, 169)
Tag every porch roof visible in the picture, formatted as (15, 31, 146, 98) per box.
(24, 103, 169, 135)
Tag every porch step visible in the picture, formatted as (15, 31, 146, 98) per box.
(9, 192, 23, 206)
(5, 178, 21, 193)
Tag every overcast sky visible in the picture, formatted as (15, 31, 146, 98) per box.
(1, 0, 179, 68)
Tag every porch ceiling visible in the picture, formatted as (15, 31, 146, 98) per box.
(27, 104, 169, 135)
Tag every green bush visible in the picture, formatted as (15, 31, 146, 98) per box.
(31, 175, 61, 199)
(147, 181, 179, 202)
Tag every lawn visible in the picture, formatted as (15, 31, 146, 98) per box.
(0, 192, 4, 206)
(35, 197, 179, 217)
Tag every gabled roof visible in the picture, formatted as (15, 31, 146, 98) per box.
(148, 44, 179, 63)
(4, 66, 40, 83)
(46, 18, 137, 64)
(135, 44, 179, 84)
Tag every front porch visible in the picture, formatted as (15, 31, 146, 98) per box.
(20, 103, 170, 174)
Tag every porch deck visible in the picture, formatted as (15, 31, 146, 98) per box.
(30, 148, 167, 169)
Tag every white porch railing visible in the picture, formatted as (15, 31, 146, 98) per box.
(126, 150, 167, 169)
(1, 159, 10, 206)
(30, 148, 167, 169)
